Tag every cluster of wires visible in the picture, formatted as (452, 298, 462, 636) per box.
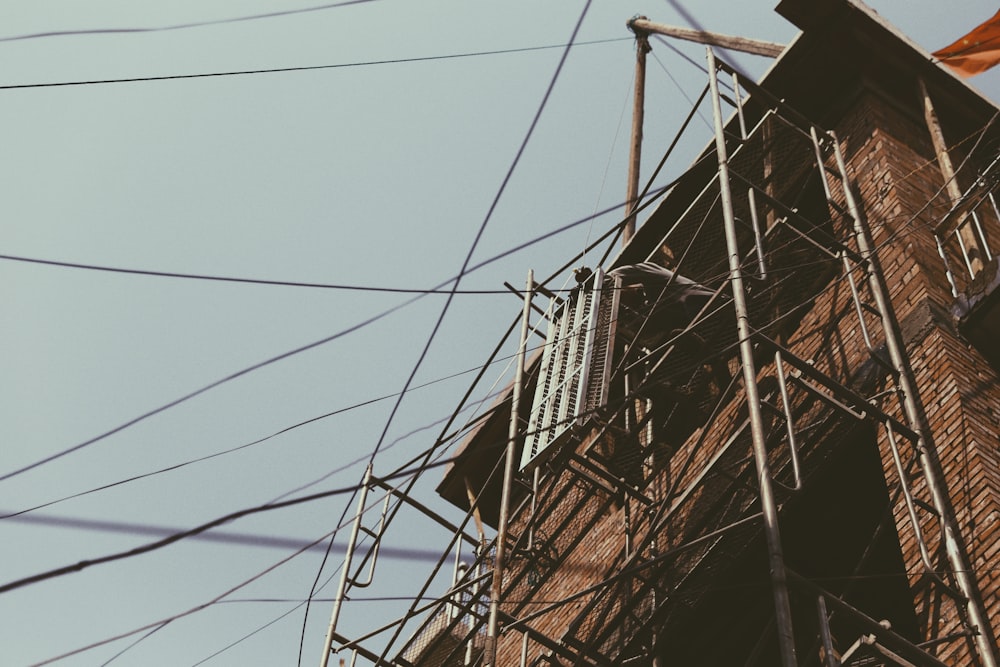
(4, 3, 998, 666)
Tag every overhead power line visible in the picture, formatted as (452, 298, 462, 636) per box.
(0, 0, 378, 43)
(1, 510, 445, 561)
(0, 288, 423, 484)
(1, 361, 507, 520)
(0, 457, 456, 597)
(0, 38, 629, 91)
(0, 253, 519, 294)
(30, 528, 336, 666)
(0, 185, 652, 485)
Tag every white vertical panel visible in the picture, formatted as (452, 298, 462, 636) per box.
(520, 270, 611, 470)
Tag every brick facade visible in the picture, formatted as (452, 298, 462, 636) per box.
(484, 63, 1000, 667)
(433, 4, 1000, 665)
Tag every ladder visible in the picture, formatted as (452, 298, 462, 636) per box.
(805, 125, 998, 667)
(319, 464, 392, 667)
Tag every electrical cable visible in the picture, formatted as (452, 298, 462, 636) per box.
(0, 291, 423, 483)
(651, 32, 709, 75)
(0, 38, 629, 91)
(0, 454, 463, 597)
(650, 49, 713, 130)
(301, 6, 594, 663)
(365, 0, 593, 465)
(100, 623, 167, 666)
(0, 253, 532, 294)
(10, 187, 663, 502)
(272, 346, 521, 505)
(190, 602, 304, 667)
(29, 527, 338, 666)
(32, 418, 503, 666)
(662, 0, 756, 75)
(0, 1, 378, 43)
(0, 351, 512, 519)
(7, 190, 663, 507)
(582, 68, 633, 267)
(0, 182, 651, 308)
(1, 510, 451, 561)
(0, 193, 632, 485)
(25, 43, 999, 667)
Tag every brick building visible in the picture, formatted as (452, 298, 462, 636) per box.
(334, 1, 1000, 665)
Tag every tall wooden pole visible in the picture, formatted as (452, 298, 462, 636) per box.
(623, 22, 651, 246)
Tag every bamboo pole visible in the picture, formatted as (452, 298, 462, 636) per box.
(920, 77, 984, 275)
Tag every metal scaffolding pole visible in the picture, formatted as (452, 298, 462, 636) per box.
(707, 47, 798, 667)
(319, 465, 374, 667)
(485, 269, 535, 666)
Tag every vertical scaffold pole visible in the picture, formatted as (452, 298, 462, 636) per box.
(485, 269, 535, 666)
(319, 464, 374, 667)
(707, 47, 798, 667)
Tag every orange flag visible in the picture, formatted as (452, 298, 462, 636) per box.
(934, 10, 1000, 77)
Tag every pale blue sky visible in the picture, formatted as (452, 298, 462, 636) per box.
(1, 2, 997, 665)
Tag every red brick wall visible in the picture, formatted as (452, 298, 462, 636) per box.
(836, 89, 1000, 663)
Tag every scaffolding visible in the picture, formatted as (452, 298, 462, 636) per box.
(317, 41, 1000, 667)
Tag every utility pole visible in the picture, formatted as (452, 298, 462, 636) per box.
(624, 19, 651, 246)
